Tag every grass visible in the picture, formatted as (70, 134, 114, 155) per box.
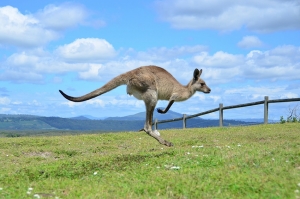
(0, 123, 299, 199)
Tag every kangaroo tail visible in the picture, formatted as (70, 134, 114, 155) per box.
(59, 74, 127, 102)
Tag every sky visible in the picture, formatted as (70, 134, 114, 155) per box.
(0, 0, 300, 120)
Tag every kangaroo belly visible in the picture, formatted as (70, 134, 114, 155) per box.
(126, 85, 143, 100)
(157, 87, 173, 100)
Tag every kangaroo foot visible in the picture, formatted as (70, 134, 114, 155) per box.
(152, 133, 173, 147)
(156, 137, 173, 147)
(163, 140, 174, 147)
(142, 129, 173, 147)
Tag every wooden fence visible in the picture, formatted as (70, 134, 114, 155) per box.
(153, 96, 300, 130)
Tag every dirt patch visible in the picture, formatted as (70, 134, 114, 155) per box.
(25, 152, 52, 158)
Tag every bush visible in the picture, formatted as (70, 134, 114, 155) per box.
(280, 116, 286, 124)
(6, 133, 22, 137)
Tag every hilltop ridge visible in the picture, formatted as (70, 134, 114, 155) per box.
(0, 111, 257, 131)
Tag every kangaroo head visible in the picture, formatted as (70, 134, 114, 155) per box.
(192, 69, 211, 94)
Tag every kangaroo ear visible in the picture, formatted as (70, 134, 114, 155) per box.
(193, 69, 199, 80)
(199, 69, 202, 76)
(193, 69, 202, 80)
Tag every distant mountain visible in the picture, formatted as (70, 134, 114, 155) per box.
(235, 118, 278, 123)
(0, 112, 261, 132)
(82, 115, 107, 120)
(69, 115, 108, 120)
(105, 110, 184, 121)
(70, 116, 90, 120)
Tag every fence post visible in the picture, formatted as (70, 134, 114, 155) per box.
(219, 103, 223, 127)
(154, 119, 158, 130)
(264, 96, 269, 124)
(183, 114, 186, 129)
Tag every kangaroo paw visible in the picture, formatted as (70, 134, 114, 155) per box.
(157, 108, 166, 114)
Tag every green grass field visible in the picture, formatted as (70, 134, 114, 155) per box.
(0, 123, 299, 199)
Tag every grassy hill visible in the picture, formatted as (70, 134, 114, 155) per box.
(0, 123, 299, 198)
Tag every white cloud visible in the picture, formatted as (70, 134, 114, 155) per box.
(201, 67, 241, 84)
(209, 95, 221, 102)
(60, 95, 144, 110)
(135, 45, 207, 61)
(0, 107, 11, 113)
(0, 97, 10, 105)
(192, 45, 300, 83)
(28, 100, 41, 106)
(62, 101, 81, 108)
(0, 6, 58, 48)
(237, 36, 263, 49)
(192, 51, 243, 84)
(0, 70, 44, 83)
(91, 97, 142, 108)
(12, 101, 22, 105)
(193, 93, 206, 101)
(88, 59, 156, 81)
(0, 4, 94, 48)
(2, 49, 90, 83)
(244, 46, 300, 80)
(56, 38, 116, 62)
(7, 51, 40, 67)
(280, 92, 299, 99)
(86, 99, 106, 107)
(224, 86, 284, 98)
(78, 64, 103, 80)
(35, 3, 88, 30)
(193, 51, 244, 68)
(0, 38, 117, 83)
(222, 86, 299, 107)
(269, 45, 300, 58)
(1, 40, 300, 86)
(155, 0, 300, 32)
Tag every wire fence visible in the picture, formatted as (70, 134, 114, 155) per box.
(153, 96, 300, 130)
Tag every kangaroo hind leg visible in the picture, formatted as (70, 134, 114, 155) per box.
(143, 92, 173, 147)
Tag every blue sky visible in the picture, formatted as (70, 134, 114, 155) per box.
(0, 0, 299, 120)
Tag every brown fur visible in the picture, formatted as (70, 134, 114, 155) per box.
(59, 65, 211, 146)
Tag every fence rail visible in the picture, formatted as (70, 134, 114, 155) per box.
(153, 96, 300, 130)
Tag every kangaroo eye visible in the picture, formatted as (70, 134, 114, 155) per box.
(200, 83, 205, 86)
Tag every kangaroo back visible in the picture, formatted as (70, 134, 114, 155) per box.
(59, 74, 128, 102)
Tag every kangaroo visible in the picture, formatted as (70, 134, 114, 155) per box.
(59, 65, 211, 147)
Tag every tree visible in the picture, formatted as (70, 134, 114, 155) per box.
(281, 104, 300, 123)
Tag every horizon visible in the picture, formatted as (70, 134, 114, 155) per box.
(0, 1, 299, 120)
(0, 111, 280, 122)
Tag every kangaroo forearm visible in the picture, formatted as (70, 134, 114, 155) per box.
(157, 100, 174, 114)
